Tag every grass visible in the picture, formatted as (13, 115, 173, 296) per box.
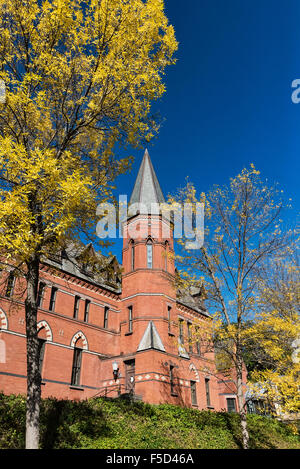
(0, 393, 299, 449)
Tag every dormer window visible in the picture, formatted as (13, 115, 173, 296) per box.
(146, 239, 153, 269)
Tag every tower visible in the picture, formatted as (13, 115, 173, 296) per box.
(120, 149, 177, 402)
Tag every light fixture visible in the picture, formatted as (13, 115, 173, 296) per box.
(112, 361, 119, 381)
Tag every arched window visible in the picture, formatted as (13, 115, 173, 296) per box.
(70, 333, 87, 387)
(37, 329, 47, 377)
(71, 341, 83, 387)
(37, 321, 53, 379)
(146, 239, 153, 269)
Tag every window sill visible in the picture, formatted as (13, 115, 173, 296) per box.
(41, 381, 46, 386)
(171, 393, 178, 397)
(207, 406, 214, 410)
(69, 385, 84, 391)
(168, 332, 175, 337)
(125, 331, 133, 336)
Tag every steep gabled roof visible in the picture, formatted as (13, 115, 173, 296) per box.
(43, 242, 122, 293)
(129, 149, 165, 215)
(137, 321, 166, 352)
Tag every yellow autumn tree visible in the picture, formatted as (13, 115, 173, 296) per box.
(0, 0, 177, 449)
(168, 166, 292, 449)
(245, 251, 300, 419)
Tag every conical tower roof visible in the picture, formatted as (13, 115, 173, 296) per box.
(129, 149, 165, 216)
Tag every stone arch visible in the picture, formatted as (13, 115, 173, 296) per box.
(0, 308, 8, 330)
(189, 363, 200, 382)
(70, 331, 88, 350)
(146, 235, 154, 245)
(37, 320, 53, 341)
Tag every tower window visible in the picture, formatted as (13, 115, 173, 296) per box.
(168, 306, 172, 334)
(128, 306, 133, 332)
(165, 241, 169, 272)
(146, 240, 153, 269)
(131, 241, 135, 271)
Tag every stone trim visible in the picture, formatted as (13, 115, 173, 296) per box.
(70, 331, 88, 350)
(0, 308, 8, 330)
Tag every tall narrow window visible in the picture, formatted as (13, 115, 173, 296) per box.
(71, 347, 82, 386)
(205, 378, 211, 407)
(128, 306, 133, 333)
(84, 299, 90, 322)
(165, 241, 169, 272)
(146, 240, 153, 269)
(73, 295, 80, 319)
(38, 338, 46, 376)
(191, 380, 197, 406)
(49, 286, 58, 312)
(179, 319, 184, 344)
(5, 272, 15, 298)
(195, 327, 200, 355)
(104, 306, 109, 329)
(37, 282, 46, 308)
(168, 306, 172, 334)
(187, 322, 193, 353)
(131, 241, 135, 271)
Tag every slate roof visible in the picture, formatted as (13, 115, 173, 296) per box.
(43, 242, 122, 294)
(176, 286, 211, 318)
(129, 149, 165, 216)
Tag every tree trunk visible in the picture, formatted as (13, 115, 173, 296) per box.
(236, 356, 249, 449)
(25, 256, 41, 449)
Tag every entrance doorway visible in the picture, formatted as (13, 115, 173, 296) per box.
(125, 359, 135, 393)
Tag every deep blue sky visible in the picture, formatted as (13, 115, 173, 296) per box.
(111, 0, 300, 260)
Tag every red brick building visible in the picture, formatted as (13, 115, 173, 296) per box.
(0, 150, 242, 412)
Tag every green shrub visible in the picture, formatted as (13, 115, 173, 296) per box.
(0, 393, 299, 449)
